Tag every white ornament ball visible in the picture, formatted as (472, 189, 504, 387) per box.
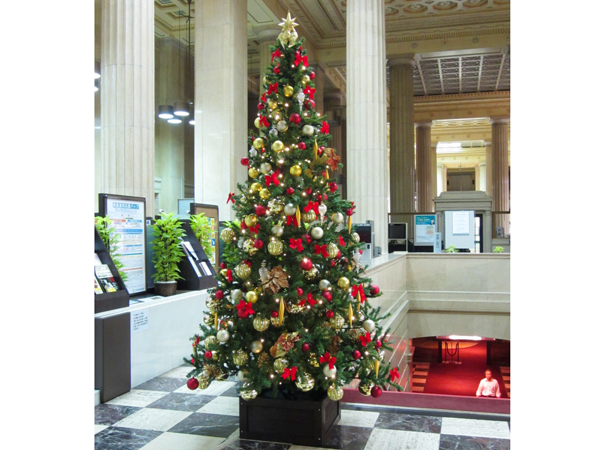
(231, 289, 243, 301)
(260, 162, 272, 174)
(284, 203, 296, 216)
(302, 125, 314, 136)
(318, 279, 331, 290)
(363, 319, 376, 333)
(271, 225, 284, 237)
(216, 329, 230, 343)
(310, 226, 324, 240)
(297, 92, 306, 102)
(323, 365, 337, 378)
(332, 212, 344, 224)
(249, 148, 258, 158)
(318, 204, 328, 216)
(276, 120, 288, 132)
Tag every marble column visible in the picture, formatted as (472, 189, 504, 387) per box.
(346, 0, 389, 251)
(256, 27, 281, 96)
(324, 89, 345, 183)
(99, 0, 155, 214)
(415, 122, 433, 212)
(314, 65, 326, 114)
(388, 57, 416, 218)
(194, 0, 248, 221)
(484, 141, 492, 196)
(491, 118, 510, 236)
(477, 162, 487, 192)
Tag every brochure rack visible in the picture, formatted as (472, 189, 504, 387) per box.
(94, 227, 130, 314)
(177, 221, 218, 291)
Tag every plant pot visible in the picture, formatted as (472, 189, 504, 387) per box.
(154, 280, 177, 297)
(239, 393, 340, 447)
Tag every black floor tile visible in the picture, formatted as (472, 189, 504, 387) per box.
(167, 412, 240, 438)
(146, 392, 217, 412)
(323, 424, 373, 450)
(439, 435, 511, 450)
(134, 377, 188, 392)
(94, 426, 162, 450)
(95, 404, 142, 426)
(375, 411, 442, 433)
(213, 438, 291, 450)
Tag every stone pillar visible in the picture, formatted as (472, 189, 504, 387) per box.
(346, 0, 389, 251)
(194, 0, 248, 221)
(484, 141, 492, 196)
(388, 57, 416, 219)
(314, 65, 326, 114)
(477, 162, 487, 192)
(256, 27, 281, 96)
(430, 144, 437, 204)
(415, 122, 433, 212)
(324, 89, 345, 184)
(437, 163, 444, 196)
(99, 0, 155, 214)
(491, 118, 510, 236)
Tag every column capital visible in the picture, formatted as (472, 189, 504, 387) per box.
(490, 116, 510, 125)
(388, 55, 416, 68)
(255, 26, 281, 44)
(415, 120, 432, 128)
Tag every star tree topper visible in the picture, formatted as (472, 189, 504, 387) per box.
(278, 11, 299, 46)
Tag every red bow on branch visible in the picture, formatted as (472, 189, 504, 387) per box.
(352, 285, 366, 303)
(321, 121, 330, 134)
(314, 244, 328, 257)
(249, 223, 260, 234)
(390, 367, 400, 382)
(294, 51, 309, 67)
(227, 193, 236, 204)
(260, 92, 267, 103)
(268, 82, 279, 95)
(303, 86, 316, 100)
(338, 235, 346, 247)
(264, 169, 281, 186)
(289, 238, 304, 252)
(259, 116, 270, 128)
(359, 333, 372, 347)
(319, 352, 337, 370)
(226, 269, 233, 283)
(304, 201, 319, 214)
(236, 300, 254, 319)
(282, 366, 297, 381)
(306, 293, 316, 306)
(271, 48, 282, 62)
(286, 215, 299, 228)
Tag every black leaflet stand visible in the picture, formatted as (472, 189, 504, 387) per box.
(94, 227, 130, 313)
(178, 221, 218, 291)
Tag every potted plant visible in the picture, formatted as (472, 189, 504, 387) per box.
(493, 246, 504, 253)
(445, 245, 458, 253)
(151, 212, 186, 296)
(190, 212, 214, 262)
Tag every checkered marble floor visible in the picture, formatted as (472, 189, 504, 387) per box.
(95, 364, 510, 450)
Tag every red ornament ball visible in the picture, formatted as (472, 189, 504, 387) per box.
(322, 291, 332, 301)
(329, 182, 338, 193)
(375, 340, 382, 349)
(220, 262, 227, 270)
(215, 290, 224, 300)
(290, 113, 301, 124)
(253, 239, 264, 249)
(300, 258, 313, 271)
(298, 142, 307, 150)
(302, 343, 310, 352)
(287, 187, 295, 195)
(346, 208, 354, 216)
(297, 287, 304, 296)
(371, 386, 382, 398)
(257, 103, 264, 110)
(326, 310, 334, 318)
(204, 351, 213, 360)
(187, 378, 199, 390)
(271, 311, 279, 318)
(255, 205, 267, 216)
(352, 350, 361, 360)
(241, 157, 249, 166)
(304, 99, 315, 109)
(371, 285, 380, 295)
(309, 71, 316, 79)
(273, 65, 281, 74)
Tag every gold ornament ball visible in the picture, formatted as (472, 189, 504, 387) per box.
(233, 349, 249, 366)
(220, 227, 235, 243)
(203, 314, 213, 326)
(358, 380, 373, 396)
(290, 164, 302, 177)
(304, 267, 319, 280)
(244, 214, 258, 227)
(253, 137, 265, 149)
(295, 373, 316, 392)
(197, 374, 211, 390)
(268, 199, 285, 215)
(243, 239, 258, 256)
(301, 75, 310, 85)
(205, 296, 221, 313)
(253, 315, 269, 332)
(250, 340, 263, 353)
(204, 335, 218, 347)
(272, 140, 284, 153)
(327, 384, 344, 401)
(250, 182, 262, 193)
(268, 239, 284, 256)
(259, 188, 271, 200)
(268, 99, 278, 110)
(249, 167, 260, 179)
(308, 353, 320, 367)
(276, 120, 288, 133)
(254, 117, 262, 129)
(327, 243, 339, 258)
(283, 85, 294, 97)
(352, 232, 360, 243)
(235, 263, 252, 280)
(246, 291, 258, 304)
(270, 315, 284, 327)
(330, 313, 345, 330)
(240, 382, 258, 401)
(337, 277, 350, 290)
(273, 358, 288, 374)
(302, 210, 316, 223)
(332, 212, 345, 224)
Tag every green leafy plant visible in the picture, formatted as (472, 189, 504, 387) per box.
(95, 216, 128, 282)
(445, 245, 458, 253)
(151, 212, 186, 282)
(190, 213, 214, 261)
(493, 246, 504, 253)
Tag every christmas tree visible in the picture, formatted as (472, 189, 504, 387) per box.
(185, 13, 402, 401)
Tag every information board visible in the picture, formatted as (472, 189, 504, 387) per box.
(99, 194, 147, 295)
(191, 203, 219, 268)
(414, 215, 436, 245)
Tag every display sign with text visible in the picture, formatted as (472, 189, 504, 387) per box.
(414, 215, 436, 245)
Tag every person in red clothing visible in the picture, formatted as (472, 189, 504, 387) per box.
(476, 369, 501, 398)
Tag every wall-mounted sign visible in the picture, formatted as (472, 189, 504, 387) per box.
(415, 215, 436, 245)
(452, 211, 470, 235)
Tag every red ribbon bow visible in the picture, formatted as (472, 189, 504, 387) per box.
(338, 235, 346, 247)
(249, 223, 260, 234)
(289, 238, 304, 252)
(264, 169, 281, 186)
(260, 92, 267, 103)
(286, 215, 299, 228)
(236, 300, 255, 319)
(294, 51, 309, 67)
(321, 121, 330, 134)
(303, 86, 316, 100)
(282, 366, 297, 381)
(304, 201, 319, 214)
(352, 285, 366, 304)
(359, 333, 372, 347)
(227, 193, 236, 204)
(319, 352, 337, 370)
(268, 82, 279, 95)
(259, 116, 270, 128)
(271, 48, 282, 62)
(390, 367, 400, 382)
(314, 244, 328, 257)
(226, 269, 233, 283)
(306, 293, 316, 306)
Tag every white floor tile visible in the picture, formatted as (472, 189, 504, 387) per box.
(113, 408, 192, 432)
(106, 389, 169, 408)
(337, 409, 380, 428)
(173, 380, 236, 397)
(159, 366, 191, 379)
(139, 431, 224, 450)
(94, 424, 108, 434)
(197, 395, 239, 416)
(441, 417, 510, 439)
(364, 428, 440, 450)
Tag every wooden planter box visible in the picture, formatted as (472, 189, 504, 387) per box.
(239, 394, 341, 447)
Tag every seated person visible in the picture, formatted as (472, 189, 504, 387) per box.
(476, 369, 501, 398)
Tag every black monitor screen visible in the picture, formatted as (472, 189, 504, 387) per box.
(354, 225, 372, 243)
(389, 223, 406, 239)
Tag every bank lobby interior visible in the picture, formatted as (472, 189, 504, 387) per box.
(12, 1, 597, 449)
